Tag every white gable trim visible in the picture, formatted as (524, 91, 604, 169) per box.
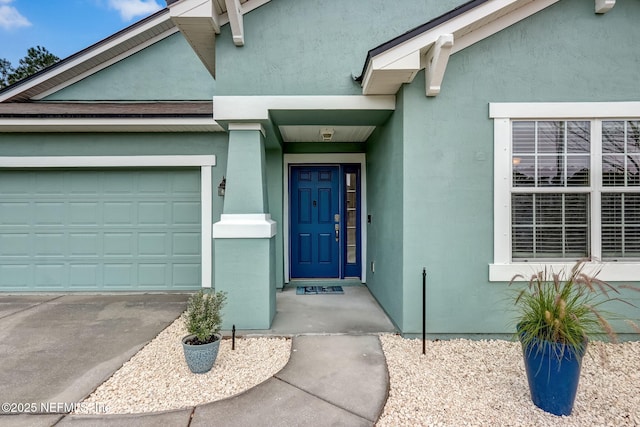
(362, 0, 560, 96)
(1, 0, 271, 102)
(0, 11, 174, 103)
(31, 28, 180, 101)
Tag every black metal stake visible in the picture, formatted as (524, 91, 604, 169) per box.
(232, 324, 236, 350)
(422, 267, 426, 355)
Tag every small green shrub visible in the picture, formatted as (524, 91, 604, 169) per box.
(511, 260, 639, 360)
(184, 290, 227, 344)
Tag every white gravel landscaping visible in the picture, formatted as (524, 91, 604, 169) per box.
(76, 319, 639, 426)
(75, 316, 291, 415)
(377, 335, 640, 427)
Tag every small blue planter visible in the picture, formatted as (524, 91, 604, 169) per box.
(520, 334, 586, 416)
(182, 333, 221, 374)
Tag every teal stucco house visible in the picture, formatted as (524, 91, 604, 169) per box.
(1, 0, 639, 336)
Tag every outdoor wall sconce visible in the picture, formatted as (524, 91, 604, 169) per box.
(218, 176, 226, 197)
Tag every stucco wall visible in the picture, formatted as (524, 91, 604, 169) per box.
(214, 0, 462, 96)
(366, 90, 405, 331)
(45, 33, 215, 101)
(399, 0, 640, 335)
(266, 148, 284, 288)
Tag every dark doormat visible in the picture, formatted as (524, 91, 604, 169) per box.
(296, 286, 344, 295)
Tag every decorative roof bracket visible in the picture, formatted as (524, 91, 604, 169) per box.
(425, 34, 454, 97)
(225, 0, 245, 46)
(595, 0, 615, 14)
(169, 0, 219, 76)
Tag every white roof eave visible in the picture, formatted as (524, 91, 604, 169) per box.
(361, 0, 561, 96)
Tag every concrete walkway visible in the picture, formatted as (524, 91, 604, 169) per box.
(0, 290, 394, 427)
(55, 335, 389, 426)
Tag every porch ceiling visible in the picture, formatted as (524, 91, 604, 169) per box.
(271, 109, 390, 143)
(213, 95, 395, 147)
(278, 126, 376, 143)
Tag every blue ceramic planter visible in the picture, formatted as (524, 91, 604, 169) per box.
(519, 334, 586, 416)
(182, 333, 221, 374)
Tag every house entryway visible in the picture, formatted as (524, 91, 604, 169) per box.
(236, 284, 397, 335)
(289, 164, 361, 279)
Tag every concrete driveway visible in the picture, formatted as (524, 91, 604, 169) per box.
(0, 294, 188, 424)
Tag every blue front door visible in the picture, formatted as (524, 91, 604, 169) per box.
(291, 166, 340, 278)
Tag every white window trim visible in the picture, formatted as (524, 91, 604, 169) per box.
(0, 155, 215, 289)
(489, 102, 640, 282)
(283, 153, 367, 284)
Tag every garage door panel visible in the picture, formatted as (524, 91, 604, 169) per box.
(138, 233, 168, 256)
(103, 202, 134, 225)
(35, 234, 66, 257)
(138, 202, 169, 225)
(173, 202, 200, 225)
(138, 174, 169, 194)
(103, 264, 134, 288)
(0, 173, 32, 193)
(0, 234, 30, 256)
(70, 233, 100, 257)
(103, 175, 136, 194)
(0, 169, 201, 291)
(35, 202, 66, 225)
(139, 264, 167, 287)
(70, 174, 100, 194)
(35, 264, 66, 287)
(0, 265, 29, 288)
(172, 263, 200, 288)
(70, 202, 100, 225)
(70, 264, 98, 287)
(173, 233, 200, 256)
(103, 233, 134, 256)
(172, 173, 200, 194)
(1, 202, 30, 225)
(35, 172, 65, 194)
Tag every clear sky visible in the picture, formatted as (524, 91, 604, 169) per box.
(0, 0, 165, 66)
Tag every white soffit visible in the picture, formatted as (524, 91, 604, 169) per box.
(362, 0, 560, 96)
(279, 125, 375, 143)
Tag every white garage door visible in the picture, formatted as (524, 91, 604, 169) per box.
(0, 169, 201, 291)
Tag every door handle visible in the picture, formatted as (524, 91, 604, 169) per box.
(335, 223, 340, 242)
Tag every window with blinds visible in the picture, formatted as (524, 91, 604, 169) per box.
(511, 121, 590, 260)
(602, 121, 640, 258)
(510, 119, 640, 261)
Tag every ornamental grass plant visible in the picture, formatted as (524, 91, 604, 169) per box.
(510, 260, 640, 360)
(183, 289, 227, 345)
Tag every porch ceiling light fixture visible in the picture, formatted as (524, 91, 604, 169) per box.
(320, 127, 335, 142)
(218, 176, 226, 197)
